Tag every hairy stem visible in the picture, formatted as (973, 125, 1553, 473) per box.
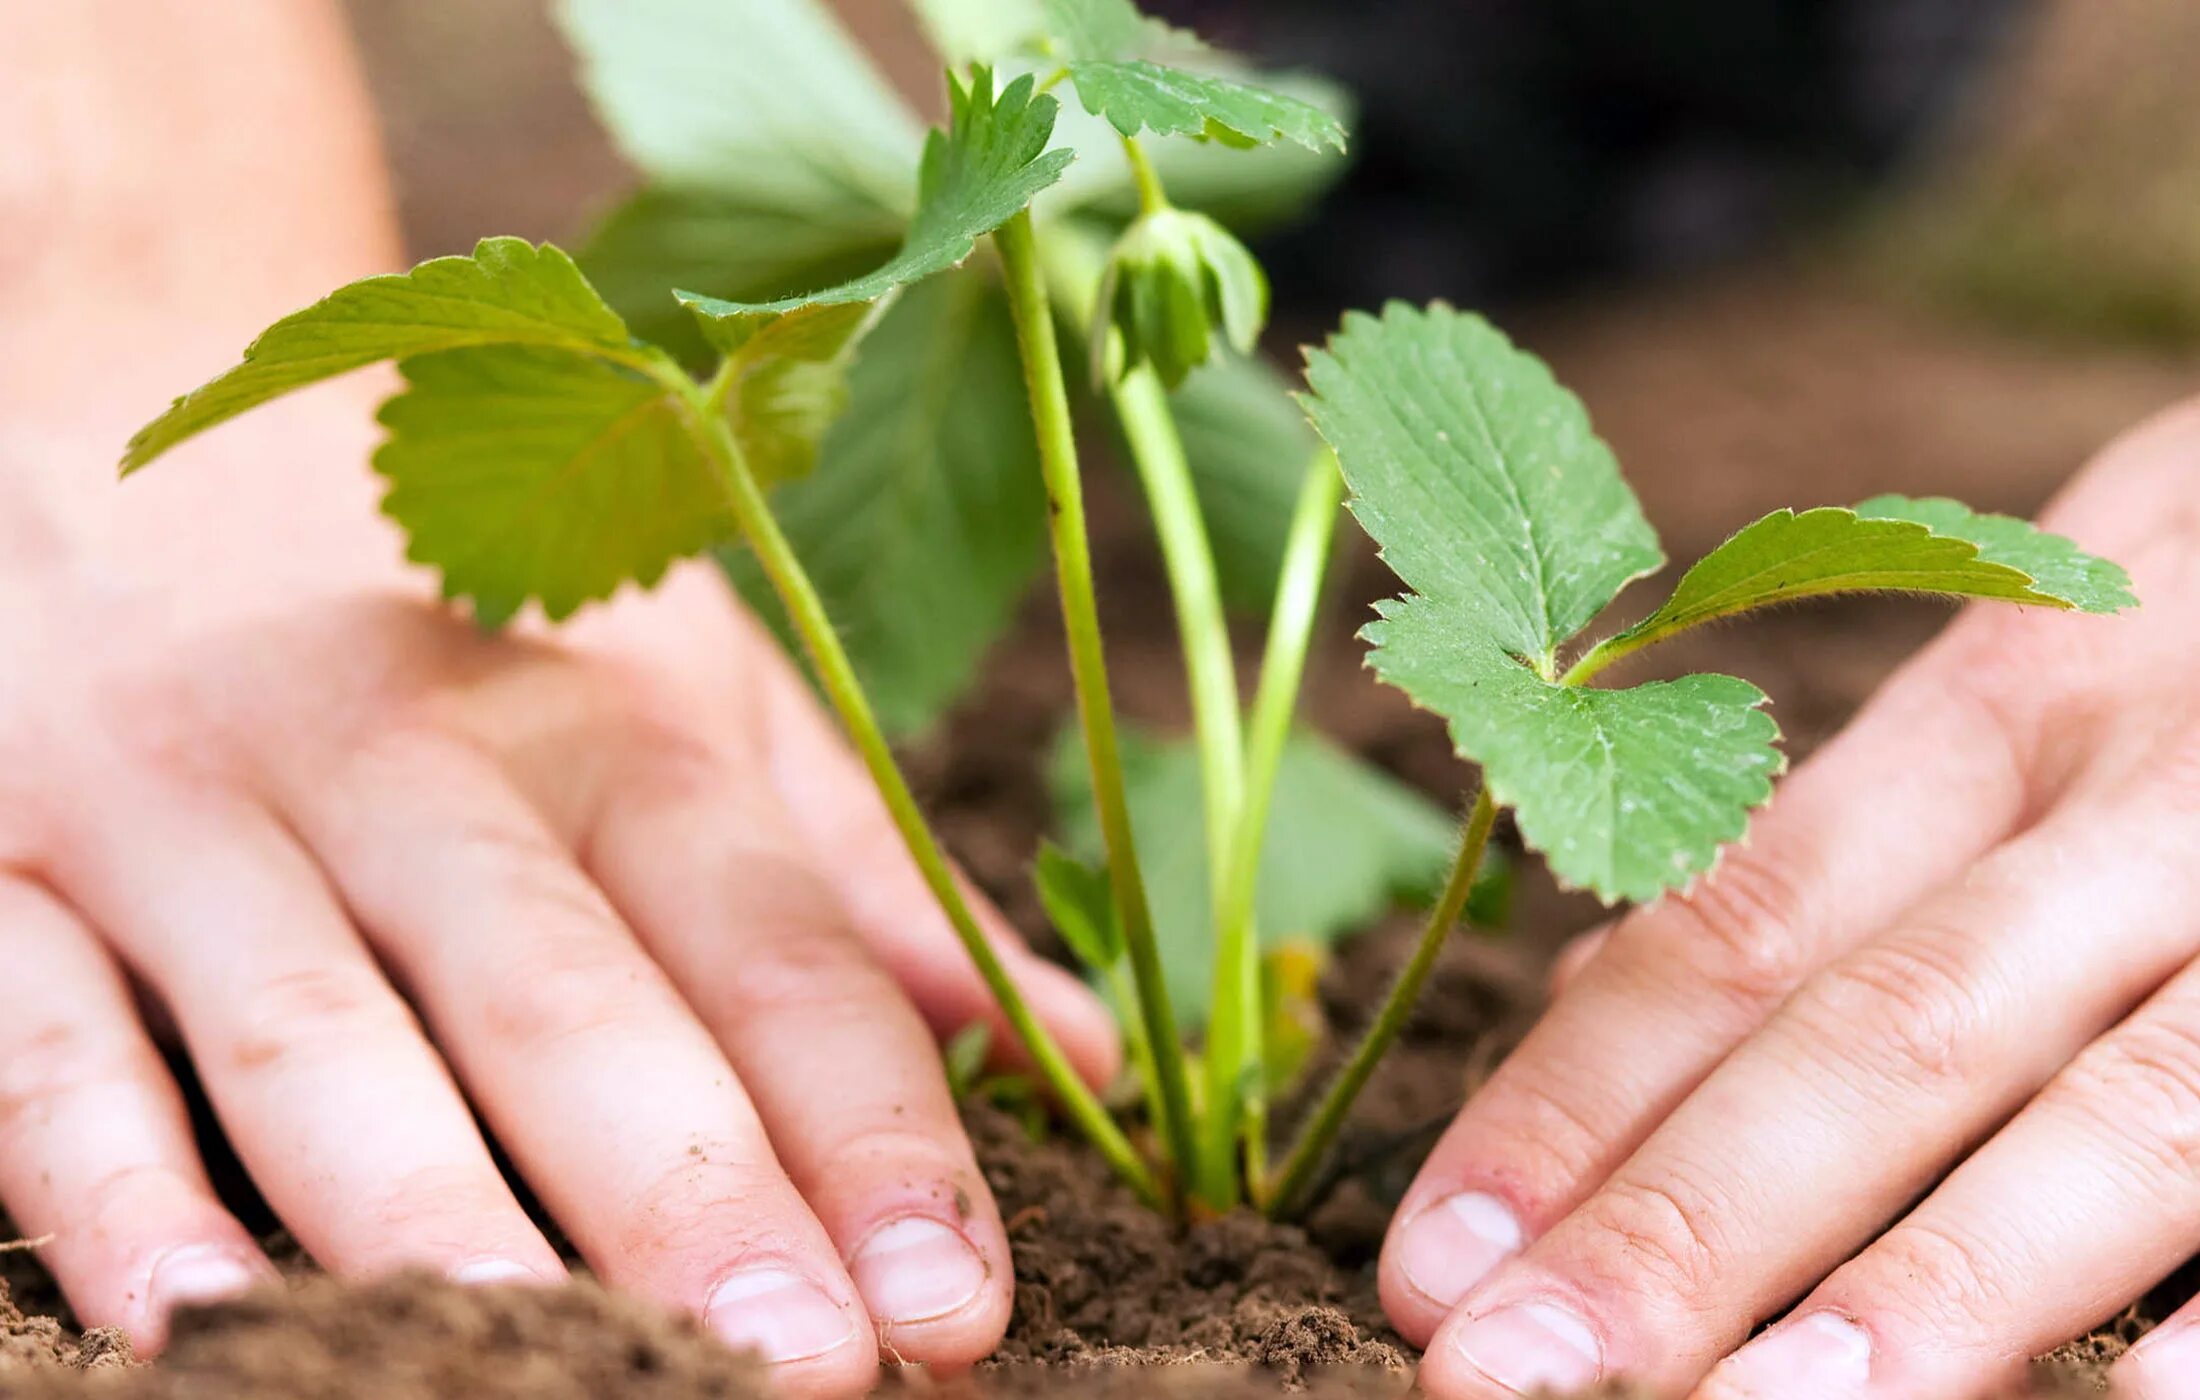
(995, 208, 1203, 1197)
(671, 372, 1161, 1209)
(1266, 784, 1499, 1219)
(1222, 450, 1342, 1204)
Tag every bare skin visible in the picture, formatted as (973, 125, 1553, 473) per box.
(0, 5, 1116, 1393)
(1389, 402, 2200, 1398)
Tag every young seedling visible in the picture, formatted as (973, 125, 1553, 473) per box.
(1261, 301, 2136, 1215)
(120, 0, 2132, 1230)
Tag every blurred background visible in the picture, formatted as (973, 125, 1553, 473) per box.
(337, 0, 2200, 907)
(343, 0, 2199, 565)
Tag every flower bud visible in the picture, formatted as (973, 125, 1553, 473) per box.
(1091, 207, 1269, 389)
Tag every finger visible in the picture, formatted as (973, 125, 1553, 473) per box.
(1417, 767, 2200, 1399)
(747, 609, 1122, 1088)
(588, 752, 1011, 1368)
(1703, 979, 2200, 1400)
(1547, 927, 1609, 1000)
(50, 788, 566, 1292)
(276, 730, 876, 1394)
(0, 876, 274, 1353)
(1384, 650, 2046, 1342)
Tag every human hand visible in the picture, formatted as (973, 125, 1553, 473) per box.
(1382, 399, 2200, 1398)
(0, 400, 1117, 1394)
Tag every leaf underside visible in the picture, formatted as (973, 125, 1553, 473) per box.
(1856, 495, 2137, 614)
(123, 239, 639, 472)
(376, 347, 724, 627)
(1034, 839, 1123, 970)
(1065, 60, 1347, 152)
(721, 277, 1048, 736)
(677, 68, 1072, 331)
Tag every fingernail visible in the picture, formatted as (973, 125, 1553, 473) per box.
(2124, 1321, 2200, 1399)
(1449, 1299, 1603, 1394)
(849, 1216, 989, 1325)
(705, 1268, 857, 1364)
(449, 1258, 549, 1287)
(1395, 1192, 1524, 1308)
(1717, 1313, 1872, 1398)
(148, 1245, 262, 1316)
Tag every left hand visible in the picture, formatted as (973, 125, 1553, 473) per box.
(1386, 398, 2200, 1398)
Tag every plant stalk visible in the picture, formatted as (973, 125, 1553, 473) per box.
(671, 373, 1162, 1210)
(994, 208, 1204, 1197)
(1266, 784, 1500, 1219)
(1220, 449, 1342, 1204)
(1122, 136, 1171, 217)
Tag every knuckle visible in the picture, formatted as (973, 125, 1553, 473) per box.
(1576, 1172, 1729, 1307)
(1795, 931, 1994, 1095)
(1477, 1074, 1618, 1205)
(617, 1148, 798, 1267)
(478, 932, 675, 1054)
(0, 1020, 144, 1142)
(361, 1161, 520, 1236)
(225, 964, 416, 1074)
(718, 924, 894, 1025)
(1866, 1218, 2014, 1335)
(2052, 1017, 2200, 1185)
(1622, 853, 1814, 1014)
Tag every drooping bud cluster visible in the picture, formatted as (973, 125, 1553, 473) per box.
(1091, 207, 1269, 389)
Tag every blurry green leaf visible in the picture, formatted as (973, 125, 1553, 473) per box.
(678, 68, 1073, 330)
(1165, 352, 1326, 611)
(1034, 840, 1123, 970)
(722, 276, 1047, 736)
(908, 0, 1045, 62)
(943, 1021, 993, 1097)
(124, 239, 645, 471)
(557, 0, 919, 210)
(1051, 727, 1492, 1024)
(376, 346, 724, 627)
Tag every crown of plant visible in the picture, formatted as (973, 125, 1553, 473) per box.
(119, 0, 2133, 1222)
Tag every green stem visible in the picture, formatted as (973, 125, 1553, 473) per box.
(1266, 784, 1500, 1219)
(995, 208, 1203, 1197)
(670, 373, 1161, 1210)
(1122, 135, 1171, 217)
(1559, 631, 1645, 687)
(1225, 450, 1343, 1204)
(1114, 369, 1248, 1207)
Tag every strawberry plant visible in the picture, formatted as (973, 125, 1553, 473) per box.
(121, 0, 2132, 1221)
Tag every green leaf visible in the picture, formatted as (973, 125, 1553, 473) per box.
(1606, 506, 2080, 656)
(556, 0, 919, 213)
(1034, 840, 1123, 970)
(1369, 598, 1784, 905)
(1303, 301, 1664, 669)
(579, 185, 903, 368)
(1857, 495, 2137, 614)
(703, 301, 886, 488)
(1065, 60, 1348, 153)
(124, 239, 645, 472)
(678, 67, 1074, 331)
(376, 346, 725, 627)
(1051, 727, 1492, 1024)
(1166, 352, 1327, 611)
(721, 276, 1048, 736)
(943, 1021, 994, 1098)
